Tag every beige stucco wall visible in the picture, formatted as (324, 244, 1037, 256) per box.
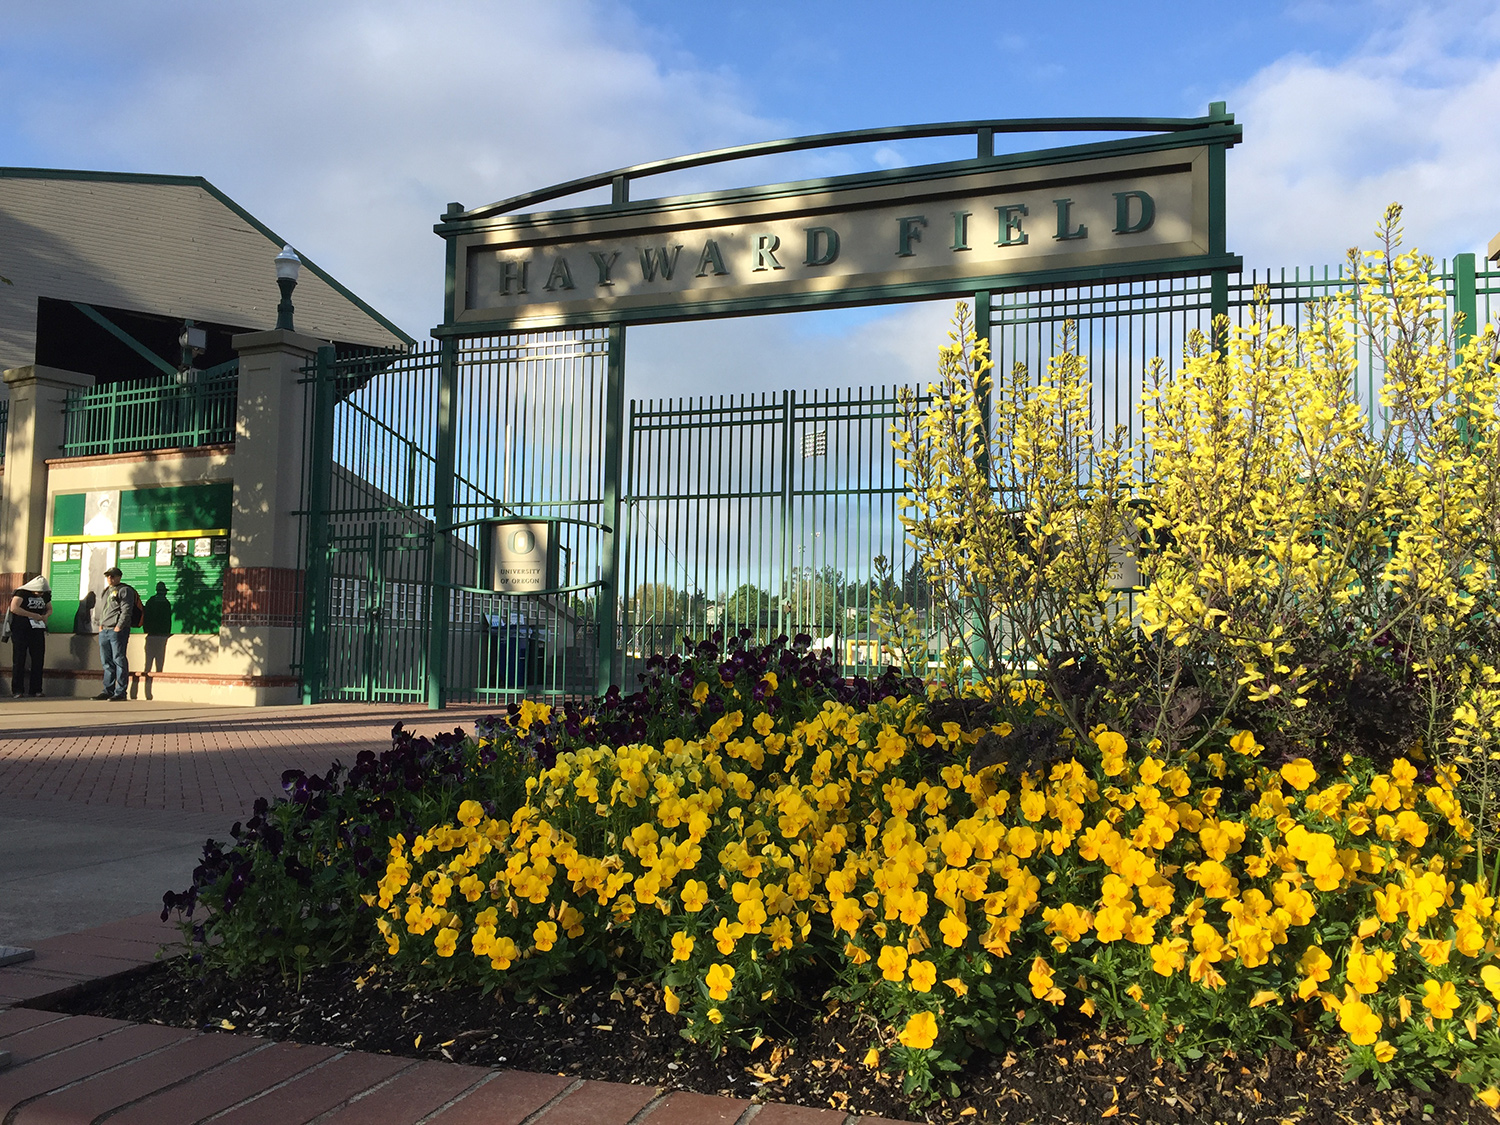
(37, 445, 303, 705)
(39, 626, 300, 706)
(44, 447, 236, 526)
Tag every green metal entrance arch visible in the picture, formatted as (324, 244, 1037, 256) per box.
(299, 110, 1250, 706)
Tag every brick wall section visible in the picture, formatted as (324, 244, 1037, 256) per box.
(0, 570, 39, 611)
(221, 567, 303, 628)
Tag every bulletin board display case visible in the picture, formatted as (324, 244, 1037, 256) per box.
(46, 483, 232, 635)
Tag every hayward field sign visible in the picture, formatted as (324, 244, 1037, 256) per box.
(436, 113, 1240, 332)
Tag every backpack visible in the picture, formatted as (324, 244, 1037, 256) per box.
(129, 588, 144, 628)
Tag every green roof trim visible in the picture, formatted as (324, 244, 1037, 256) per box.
(0, 166, 415, 347)
(452, 109, 1239, 222)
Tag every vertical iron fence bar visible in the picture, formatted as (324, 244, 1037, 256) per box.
(598, 323, 627, 693)
(301, 345, 337, 704)
(426, 337, 459, 709)
(1455, 253, 1477, 349)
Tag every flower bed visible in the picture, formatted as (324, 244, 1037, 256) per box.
(163, 634, 1500, 1113)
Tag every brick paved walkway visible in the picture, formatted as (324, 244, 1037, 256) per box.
(0, 701, 506, 943)
(0, 701, 496, 819)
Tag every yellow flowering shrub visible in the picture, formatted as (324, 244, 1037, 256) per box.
(895, 207, 1500, 852)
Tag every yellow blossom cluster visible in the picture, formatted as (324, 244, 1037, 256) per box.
(378, 687, 1500, 1104)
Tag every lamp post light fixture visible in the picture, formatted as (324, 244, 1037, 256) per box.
(274, 245, 302, 331)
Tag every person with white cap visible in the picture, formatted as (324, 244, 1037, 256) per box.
(8, 576, 52, 697)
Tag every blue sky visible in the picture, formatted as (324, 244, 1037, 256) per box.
(3, 0, 1499, 394)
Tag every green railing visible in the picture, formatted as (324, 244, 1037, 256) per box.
(61, 363, 238, 457)
(989, 258, 1499, 447)
(0, 398, 9, 467)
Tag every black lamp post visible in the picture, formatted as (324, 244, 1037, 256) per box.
(274, 245, 301, 331)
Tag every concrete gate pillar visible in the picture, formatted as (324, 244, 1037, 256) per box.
(219, 329, 324, 676)
(0, 365, 93, 594)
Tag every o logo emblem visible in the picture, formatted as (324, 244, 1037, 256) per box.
(509, 529, 535, 554)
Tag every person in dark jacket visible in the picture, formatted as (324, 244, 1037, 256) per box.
(96, 567, 138, 701)
(9, 575, 53, 697)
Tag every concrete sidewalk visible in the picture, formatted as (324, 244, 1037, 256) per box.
(0, 699, 494, 946)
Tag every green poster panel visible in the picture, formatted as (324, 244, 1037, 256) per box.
(45, 538, 228, 635)
(167, 555, 226, 634)
(119, 482, 233, 534)
(52, 494, 85, 537)
(45, 556, 82, 634)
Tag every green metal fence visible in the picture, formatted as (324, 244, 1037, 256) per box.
(61, 364, 239, 456)
(619, 387, 930, 686)
(989, 257, 1498, 448)
(297, 258, 1499, 705)
(299, 334, 610, 704)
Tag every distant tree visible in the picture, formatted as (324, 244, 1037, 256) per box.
(902, 559, 932, 612)
(629, 582, 687, 654)
(780, 565, 844, 636)
(723, 583, 778, 632)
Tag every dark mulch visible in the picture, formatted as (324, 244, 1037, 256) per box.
(45, 958, 1488, 1124)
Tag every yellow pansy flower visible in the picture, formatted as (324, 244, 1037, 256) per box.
(908, 959, 937, 992)
(878, 945, 908, 982)
(1338, 999, 1381, 1045)
(1280, 759, 1318, 791)
(705, 962, 736, 1001)
(1421, 979, 1459, 1020)
(897, 1011, 938, 1049)
(680, 879, 709, 912)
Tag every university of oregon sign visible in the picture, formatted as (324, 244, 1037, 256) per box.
(436, 114, 1240, 333)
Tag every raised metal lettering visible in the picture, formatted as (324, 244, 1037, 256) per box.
(804, 226, 840, 267)
(696, 240, 730, 277)
(542, 256, 575, 291)
(1053, 198, 1087, 241)
(752, 234, 784, 271)
(498, 258, 529, 295)
(1112, 190, 1155, 234)
(590, 250, 621, 287)
(995, 204, 1029, 247)
(951, 211, 972, 252)
(897, 216, 927, 257)
(639, 245, 684, 282)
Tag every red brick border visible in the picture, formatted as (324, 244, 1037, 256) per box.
(0, 911, 891, 1125)
(221, 566, 304, 628)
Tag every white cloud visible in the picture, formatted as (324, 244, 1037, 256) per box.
(1227, 7, 1500, 270)
(3, 0, 777, 336)
(0, 0, 978, 396)
(14, 0, 1500, 398)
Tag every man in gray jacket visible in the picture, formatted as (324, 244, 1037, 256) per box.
(96, 567, 139, 701)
